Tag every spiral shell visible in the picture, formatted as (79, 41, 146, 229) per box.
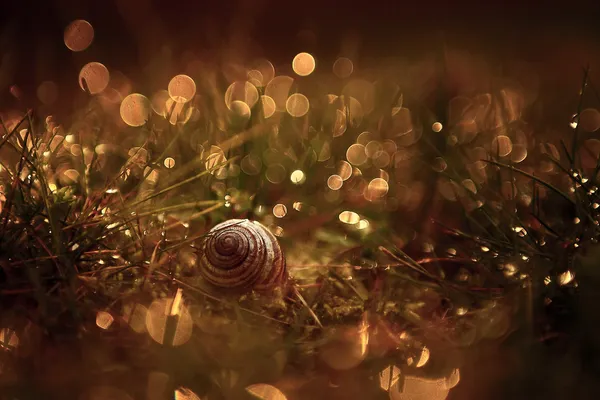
(198, 219, 287, 290)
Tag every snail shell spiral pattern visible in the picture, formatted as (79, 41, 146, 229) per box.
(199, 219, 287, 290)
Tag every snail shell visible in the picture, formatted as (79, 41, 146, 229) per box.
(198, 219, 287, 290)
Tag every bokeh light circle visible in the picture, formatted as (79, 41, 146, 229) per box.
(337, 160, 353, 181)
(64, 20, 94, 52)
(292, 52, 316, 76)
(164, 157, 176, 168)
(273, 204, 288, 218)
(230, 100, 252, 122)
(246, 384, 287, 400)
(120, 93, 151, 127)
(333, 57, 354, 78)
(79, 62, 110, 94)
(339, 210, 360, 224)
(225, 81, 259, 109)
(290, 169, 306, 184)
(261, 96, 277, 118)
(286, 93, 310, 117)
(175, 388, 202, 400)
(367, 178, 389, 198)
(96, 311, 114, 330)
(346, 143, 368, 166)
(327, 175, 343, 190)
(168, 74, 196, 103)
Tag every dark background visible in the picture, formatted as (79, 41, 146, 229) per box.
(1, 0, 600, 113)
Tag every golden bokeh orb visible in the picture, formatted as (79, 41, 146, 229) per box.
(64, 19, 94, 52)
(120, 93, 151, 127)
(246, 384, 287, 400)
(261, 95, 277, 118)
(273, 204, 288, 218)
(79, 62, 110, 94)
(327, 175, 343, 190)
(346, 143, 368, 166)
(168, 74, 196, 103)
(290, 169, 306, 184)
(225, 81, 259, 109)
(286, 93, 310, 117)
(292, 52, 316, 76)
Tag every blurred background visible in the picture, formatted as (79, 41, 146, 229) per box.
(2, 1, 600, 399)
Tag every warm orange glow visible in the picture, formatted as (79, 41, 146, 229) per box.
(168, 74, 196, 103)
(346, 144, 368, 166)
(260, 95, 277, 118)
(327, 175, 343, 190)
(292, 52, 316, 76)
(164, 157, 176, 169)
(120, 93, 151, 127)
(0, 328, 19, 350)
(174, 388, 202, 400)
(122, 303, 148, 333)
(380, 365, 402, 391)
(169, 288, 184, 316)
(389, 376, 450, 400)
(286, 93, 310, 117)
(246, 384, 287, 400)
(96, 311, 114, 330)
(273, 204, 288, 218)
(558, 270, 575, 285)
